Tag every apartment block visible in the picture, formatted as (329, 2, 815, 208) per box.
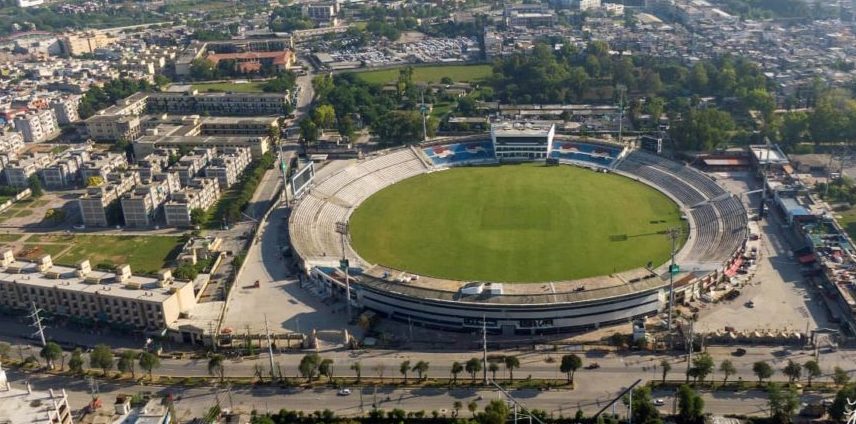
(173, 148, 214, 186)
(14, 109, 59, 143)
(78, 171, 140, 227)
(200, 116, 279, 137)
(0, 252, 197, 332)
(0, 132, 25, 155)
(85, 114, 142, 142)
(59, 32, 117, 56)
(147, 91, 291, 116)
(80, 152, 128, 181)
(4, 155, 52, 188)
(51, 95, 81, 124)
(163, 178, 220, 227)
(120, 176, 174, 228)
(205, 147, 252, 189)
(134, 135, 270, 159)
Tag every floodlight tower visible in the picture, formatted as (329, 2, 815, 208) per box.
(335, 222, 352, 323)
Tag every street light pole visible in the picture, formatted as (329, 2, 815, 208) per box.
(335, 222, 351, 323)
(666, 228, 679, 342)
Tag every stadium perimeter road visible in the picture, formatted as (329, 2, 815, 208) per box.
(694, 172, 835, 334)
(221, 160, 357, 337)
(6, 369, 832, 420)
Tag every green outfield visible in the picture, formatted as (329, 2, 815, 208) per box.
(354, 64, 493, 85)
(349, 164, 686, 282)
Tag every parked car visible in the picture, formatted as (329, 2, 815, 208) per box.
(337, 388, 352, 396)
(654, 399, 665, 406)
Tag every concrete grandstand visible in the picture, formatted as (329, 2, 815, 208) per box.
(288, 137, 749, 335)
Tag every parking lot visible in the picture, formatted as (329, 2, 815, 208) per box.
(694, 172, 833, 334)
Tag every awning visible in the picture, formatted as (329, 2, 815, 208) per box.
(725, 258, 744, 277)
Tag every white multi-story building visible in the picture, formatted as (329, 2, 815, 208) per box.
(163, 178, 220, 227)
(51, 96, 81, 125)
(205, 147, 252, 189)
(491, 122, 555, 160)
(0, 366, 73, 424)
(78, 171, 140, 227)
(13, 110, 59, 143)
(120, 175, 175, 227)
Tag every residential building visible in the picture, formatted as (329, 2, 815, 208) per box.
(78, 171, 140, 227)
(16, 0, 44, 7)
(120, 179, 172, 227)
(200, 116, 279, 137)
(147, 91, 292, 116)
(303, 3, 338, 25)
(0, 250, 197, 333)
(0, 367, 73, 424)
(85, 114, 142, 142)
(163, 178, 220, 227)
(14, 109, 59, 143)
(134, 134, 270, 159)
(504, 4, 556, 27)
(51, 95, 81, 124)
(4, 155, 52, 188)
(205, 50, 295, 74)
(205, 147, 252, 189)
(0, 132, 25, 155)
(80, 152, 128, 181)
(59, 32, 117, 56)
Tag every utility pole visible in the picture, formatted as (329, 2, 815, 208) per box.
(279, 140, 290, 204)
(420, 91, 428, 142)
(264, 314, 276, 381)
(666, 228, 679, 342)
(685, 318, 695, 382)
(29, 302, 47, 347)
(616, 84, 626, 145)
(335, 222, 352, 323)
(487, 379, 546, 424)
(482, 315, 488, 386)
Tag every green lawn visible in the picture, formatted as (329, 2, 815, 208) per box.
(26, 234, 183, 274)
(0, 234, 22, 242)
(837, 208, 856, 240)
(354, 64, 493, 85)
(349, 164, 686, 282)
(191, 81, 266, 93)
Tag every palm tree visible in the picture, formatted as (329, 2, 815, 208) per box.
(488, 362, 499, 381)
(719, 360, 736, 384)
(413, 361, 429, 381)
(400, 360, 411, 384)
(504, 356, 520, 381)
(467, 400, 478, 417)
(208, 354, 225, 383)
(453, 400, 462, 418)
(660, 359, 671, 383)
(465, 358, 482, 383)
(350, 361, 362, 382)
(451, 361, 463, 384)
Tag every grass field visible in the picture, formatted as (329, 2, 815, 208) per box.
(22, 234, 183, 274)
(354, 64, 493, 85)
(350, 164, 686, 282)
(191, 81, 266, 93)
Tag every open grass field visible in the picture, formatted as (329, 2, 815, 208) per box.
(191, 81, 266, 93)
(349, 164, 686, 282)
(354, 64, 493, 85)
(22, 234, 183, 274)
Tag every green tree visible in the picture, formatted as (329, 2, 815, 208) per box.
(689, 63, 709, 93)
(350, 361, 362, 382)
(412, 360, 429, 381)
(627, 386, 661, 424)
(505, 356, 520, 381)
(677, 384, 705, 424)
(89, 344, 114, 376)
(208, 354, 225, 383)
(451, 361, 463, 384)
(453, 400, 462, 417)
(719, 360, 737, 384)
(467, 400, 478, 417)
(465, 357, 482, 383)
(661, 359, 672, 383)
(138, 352, 160, 381)
(753, 361, 774, 383)
(318, 358, 334, 382)
(68, 349, 84, 374)
(28, 174, 43, 197)
(312, 104, 336, 129)
(829, 384, 856, 421)
(560, 354, 583, 385)
(803, 361, 821, 387)
(39, 342, 62, 370)
(482, 399, 511, 424)
(689, 353, 714, 383)
(299, 353, 320, 382)
(782, 360, 801, 383)
(832, 366, 850, 386)
(117, 350, 138, 379)
(299, 119, 319, 144)
(0, 342, 10, 360)
(399, 360, 411, 384)
(767, 383, 799, 422)
(190, 208, 207, 227)
(488, 362, 499, 381)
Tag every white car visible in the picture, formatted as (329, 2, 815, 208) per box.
(654, 399, 665, 406)
(337, 388, 352, 396)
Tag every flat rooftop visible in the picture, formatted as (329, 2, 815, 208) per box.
(136, 135, 265, 145)
(0, 385, 67, 424)
(0, 261, 185, 303)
